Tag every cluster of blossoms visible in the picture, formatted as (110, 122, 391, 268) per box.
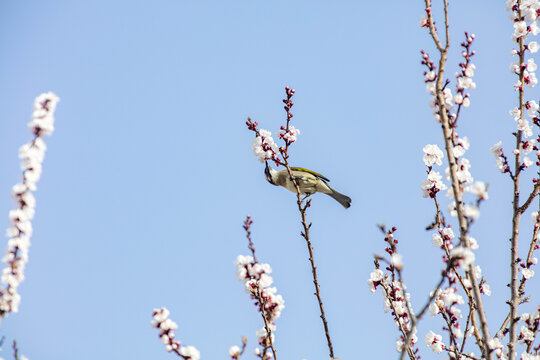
(519, 307, 540, 345)
(368, 268, 419, 354)
(151, 307, 200, 360)
(367, 228, 419, 355)
(421, 144, 448, 198)
(449, 246, 476, 271)
(432, 227, 456, 249)
(0, 92, 59, 314)
(246, 86, 300, 167)
(445, 137, 485, 221)
(422, 139, 482, 217)
(249, 124, 280, 164)
(422, 35, 475, 125)
(421, 138, 485, 223)
(507, 0, 540, 146)
(487, 337, 508, 360)
(491, 141, 512, 173)
(234, 254, 285, 352)
(509, 0, 540, 89)
(454, 33, 476, 107)
(428, 286, 467, 341)
(426, 244, 490, 353)
(421, 33, 486, 225)
(279, 125, 300, 143)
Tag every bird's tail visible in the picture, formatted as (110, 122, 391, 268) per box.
(327, 188, 352, 209)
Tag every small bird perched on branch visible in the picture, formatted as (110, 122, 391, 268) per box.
(264, 162, 351, 209)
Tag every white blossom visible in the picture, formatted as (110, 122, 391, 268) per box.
(429, 301, 440, 316)
(518, 119, 534, 138)
(528, 72, 539, 88)
(396, 339, 404, 353)
(419, 14, 428, 27)
(423, 144, 444, 166)
(450, 246, 475, 270)
(531, 21, 540, 35)
(281, 125, 300, 143)
(466, 181, 488, 200)
(426, 71, 436, 81)
(522, 268, 535, 279)
(179, 346, 201, 360)
(490, 141, 504, 157)
(457, 76, 476, 90)
(432, 233, 443, 247)
(525, 6, 539, 22)
(367, 269, 384, 292)
(520, 325, 535, 342)
(468, 236, 479, 250)
(424, 331, 444, 353)
(528, 58, 538, 71)
(521, 352, 540, 360)
(391, 253, 403, 268)
(229, 345, 241, 358)
(464, 204, 480, 220)
(452, 145, 466, 158)
(513, 20, 528, 39)
(465, 63, 476, 77)
(488, 337, 506, 359)
(421, 170, 448, 198)
(510, 107, 521, 120)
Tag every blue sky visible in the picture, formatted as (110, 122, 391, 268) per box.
(0, 1, 538, 359)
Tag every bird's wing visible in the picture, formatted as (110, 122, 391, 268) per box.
(290, 167, 330, 182)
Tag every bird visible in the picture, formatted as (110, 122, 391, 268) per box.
(264, 161, 351, 209)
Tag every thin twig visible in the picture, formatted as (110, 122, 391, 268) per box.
(460, 307, 474, 353)
(497, 219, 540, 338)
(239, 337, 248, 359)
(446, 348, 481, 360)
(519, 181, 540, 214)
(12, 340, 18, 360)
(244, 216, 258, 263)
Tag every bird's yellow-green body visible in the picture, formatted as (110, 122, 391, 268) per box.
(264, 162, 351, 208)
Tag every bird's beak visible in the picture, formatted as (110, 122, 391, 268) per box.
(264, 161, 273, 184)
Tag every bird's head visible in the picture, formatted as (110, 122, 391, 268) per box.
(264, 161, 278, 185)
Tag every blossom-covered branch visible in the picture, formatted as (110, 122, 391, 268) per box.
(422, 1, 493, 357)
(0, 92, 59, 317)
(151, 307, 200, 360)
(235, 216, 284, 360)
(503, 2, 540, 359)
